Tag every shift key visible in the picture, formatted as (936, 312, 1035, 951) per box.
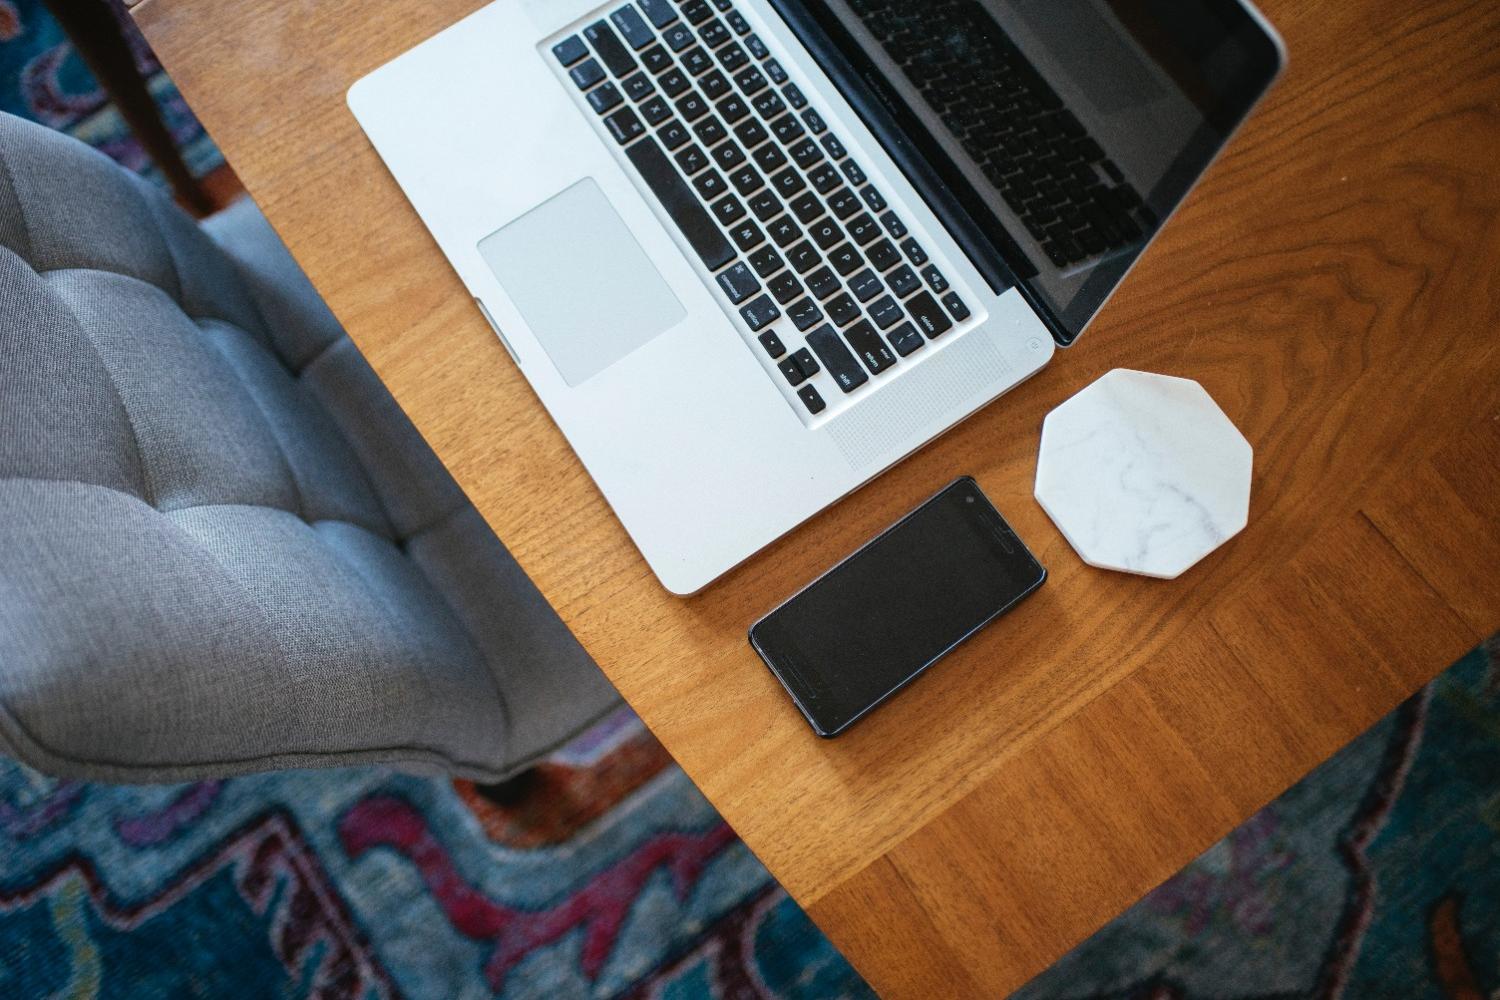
(805, 324, 869, 393)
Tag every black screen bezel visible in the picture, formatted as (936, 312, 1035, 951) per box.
(765, 0, 1286, 346)
(748, 478, 1046, 737)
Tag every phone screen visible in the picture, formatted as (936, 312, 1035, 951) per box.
(749, 478, 1046, 736)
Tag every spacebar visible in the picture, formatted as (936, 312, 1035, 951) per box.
(625, 136, 735, 272)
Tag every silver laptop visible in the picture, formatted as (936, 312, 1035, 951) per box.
(349, 0, 1284, 594)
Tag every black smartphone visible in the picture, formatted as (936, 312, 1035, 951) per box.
(749, 477, 1047, 737)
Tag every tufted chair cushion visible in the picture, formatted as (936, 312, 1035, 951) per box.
(0, 113, 618, 783)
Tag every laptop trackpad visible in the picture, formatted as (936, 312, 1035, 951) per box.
(477, 178, 685, 386)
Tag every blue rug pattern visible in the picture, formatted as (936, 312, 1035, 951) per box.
(0, 0, 222, 179)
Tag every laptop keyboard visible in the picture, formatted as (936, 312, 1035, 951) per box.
(846, 0, 1152, 270)
(552, 0, 971, 416)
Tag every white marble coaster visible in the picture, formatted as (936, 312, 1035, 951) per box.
(1034, 369, 1252, 579)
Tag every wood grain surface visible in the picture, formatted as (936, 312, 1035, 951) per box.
(132, 0, 1500, 993)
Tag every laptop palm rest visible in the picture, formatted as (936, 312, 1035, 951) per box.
(477, 178, 685, 386)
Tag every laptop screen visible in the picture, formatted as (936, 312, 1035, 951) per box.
(769, 0, 1283, 344)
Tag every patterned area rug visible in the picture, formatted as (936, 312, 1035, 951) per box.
(0, 0, 222, 179)
(0, 708, 874, 998)
(1017, 632, 1500, 999)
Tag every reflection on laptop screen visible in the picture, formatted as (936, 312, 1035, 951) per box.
(773, 0, 1283, 343)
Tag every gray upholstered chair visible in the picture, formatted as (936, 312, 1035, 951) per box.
(0, 112, 619, 784)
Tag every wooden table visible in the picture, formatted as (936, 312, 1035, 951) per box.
(132, 0, 1500, 993)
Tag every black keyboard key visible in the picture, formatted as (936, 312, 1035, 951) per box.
(787, 240, 820, 273)
(791, 347, 820, 378)
(727, 10, 751, 35)
(611, 6, 655, 48)
(745, 33, 770, 60)
(716, 94, 749, 124)
(801, 109, 827, 134)
(640, 95, 673, 126)
(887, 264, 920, 297)
(821, 133, 847, 159)
(588, 83, 624, 114)
(682, 0, 714, 22)
(734, 117, 768, 148)
(847, 213, 879, 245)
(662, 22, 695, 51)
(739, 293, 780, 331)
(788, 297, 823, 331)
(659, 67, 690, 96)
(769, 113, 804, 144)
(789, 191, 823, 223)
(675, 92, 710, 121)
(942, 291, 971, 321)
(638, 0, 678, 28)
(826, 292, 859, 327)
(758, 330, 787, 358)
(789, 137, 823, 170)
(783, 82, 808, 108)
(692, 169, 727, 199)
(699, 18, 730, 48)
(861, 185, 887, 212)
(681, 46, 713, 75)
(605, 107, 645, 144)
(711, 140, 745, 170)
(828, 188, 861, 219)
(808, 162, 841, 194)
(674, 143, 708, 174)
(771, 166, 805, 197)
(906, 290, 953, 338)
(622, 71, 655, 102)
(848, 268, 882, 301)
(887, 321, 925, 357)
(880, 211, 907, 238)
(764, 58, 788, 84)
(749, 246, 783, 277)
(658, 118, 690, 149)
(922, 265, 949, 292)
(841, 159, 867, 186)
(570, 58, 606, 89)
(806, 325, 868, 393)
(807, 266, 840, 300)
(767, 214, 801, 247)
(735, 66, 768, 95)
(778, 356, 808, 386)
(717, 42, 749, 72)
(828, 242, 861, 275)
(625, 136, 735, 271)
(584, 21, 638, 76)
(553, 35, 588, 66)
(753, 90, 787, 120)
(845, 319, 897, 374)
(729, 164, 764, 195)
(867, 238, 900, 271)
(798, 384, 826, 415)
(717, 261, 760, 302)
(868, 295, 902, 329)
(700, 69, 731, 100)
(710, 193, 746, 226)
(694, 115, 728, 146)
(809, 217, 842, 250)
(753, 143, 787, 174)
(642, 44, 673, 74)
(902, 238, 928, 265)
(768, 270, 802, 304)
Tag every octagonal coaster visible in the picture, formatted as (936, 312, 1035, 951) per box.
(1034, 369, 1252, 579)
